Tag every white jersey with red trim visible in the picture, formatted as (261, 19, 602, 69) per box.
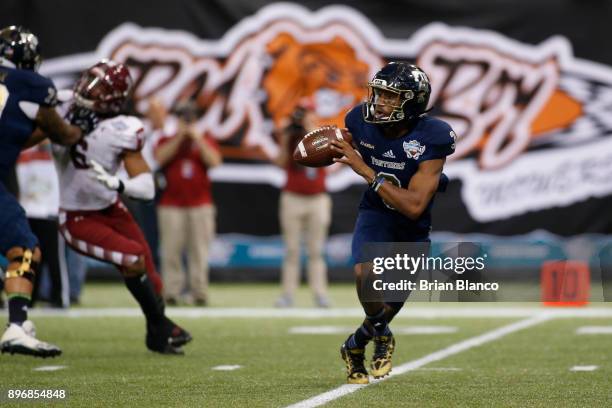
(53, 115, 145, 211)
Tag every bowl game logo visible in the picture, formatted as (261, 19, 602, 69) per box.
(403, 140, 426, 160)
(41, 3, 612, 222)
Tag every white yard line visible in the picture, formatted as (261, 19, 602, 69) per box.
(25, 306, 612, 319)
(576, 326, 612, 334)
(284, 314, 553, 408)
(211, 365, 243, 371)
(33, 365, 67, 372)
(570, 365, 599, 372)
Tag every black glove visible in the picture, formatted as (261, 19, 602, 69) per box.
(66, 105, 99, 135)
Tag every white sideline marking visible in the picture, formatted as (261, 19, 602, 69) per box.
(570, 365, 599, 372)
(212, 365, 242, 371)
(25, 306, 612, 319)
(289, 326, 457, 335)
(33, 365, 66, 372)
(576, 326, 612, 334)
(284, 314, 552, 408)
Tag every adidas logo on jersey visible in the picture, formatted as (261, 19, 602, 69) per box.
(382, 150, 396, 159)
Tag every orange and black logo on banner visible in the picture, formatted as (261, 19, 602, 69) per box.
(42, 4, 612, 223)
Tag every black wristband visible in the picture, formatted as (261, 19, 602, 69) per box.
(370, 175, 386, 192)
(117, 180, 125, 194)
(369, 176, 378, 188)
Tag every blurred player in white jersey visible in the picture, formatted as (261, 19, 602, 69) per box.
(53, 60, 192, 354)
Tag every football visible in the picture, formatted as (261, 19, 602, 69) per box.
(292, 126, 353, 167)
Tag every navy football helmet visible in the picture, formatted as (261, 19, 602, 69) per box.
(0, 26, 41, 71)
(363, 62, 431, 125)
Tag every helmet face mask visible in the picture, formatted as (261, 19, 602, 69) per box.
(363, 62, 431, 126)
(0, 26, 42, 71)
(74, 60, 133, 116)
(368, 85, 408, 122)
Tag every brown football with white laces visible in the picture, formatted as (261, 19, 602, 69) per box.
(292, 126, 353, 167)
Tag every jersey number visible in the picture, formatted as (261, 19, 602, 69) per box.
(0, 84, 9, 120)
(70, 138, 89, 169)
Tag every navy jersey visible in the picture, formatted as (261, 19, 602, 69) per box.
(345, 104, 455, 236)
(0, 65, 57, 180)
(0, 65, 57, 253)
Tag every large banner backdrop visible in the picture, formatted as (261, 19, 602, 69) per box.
(3, 1, 611, 270)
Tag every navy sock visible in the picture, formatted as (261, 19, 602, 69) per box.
(367, 308, 391, 336)
(8, 295, 29, 325)
(348, 322, 374, 349)
(124, 275, 163, 324)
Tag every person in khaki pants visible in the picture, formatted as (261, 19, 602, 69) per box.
(274, 101, 332, 308)
(154, 100, 222, 306)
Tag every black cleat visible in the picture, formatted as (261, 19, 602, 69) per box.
(146, 317, 192, 354)
(168, 323, 192, 348)
(340, 336, 369, 384)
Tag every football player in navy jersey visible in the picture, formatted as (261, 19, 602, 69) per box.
(331, 62, 456, 383)
(0, 26, 89, 357)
